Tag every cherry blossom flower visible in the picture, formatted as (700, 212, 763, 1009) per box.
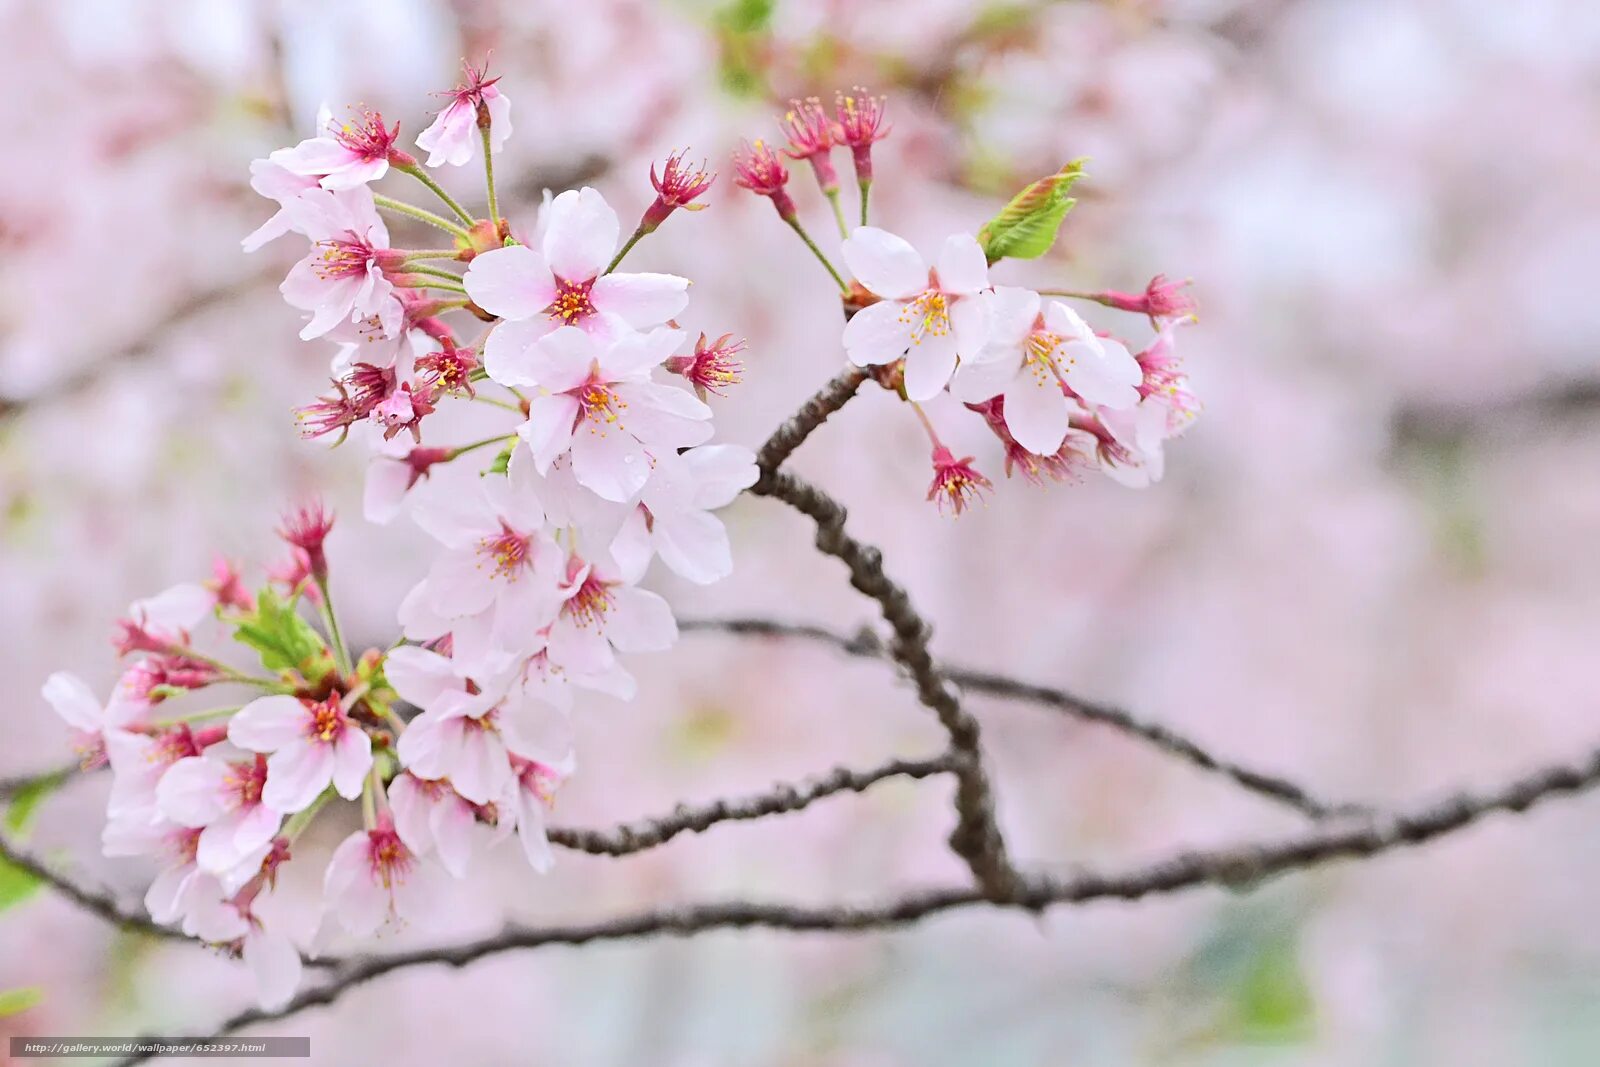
(779, 98, 840, 194)
(389, 771, 508, 878)
(404, 458, 561, 674)
(926, 446, 992, 516)
(416, 61, 511, 168)
(466, 187, 689, 376)
(611, 445, 758, 585)
(277, 500, 334, 584)
(840, 228, 990, 400)
(515, 326, 714, 502)
(665, 333, 745, 400)
(546, 551, 678, 673)
(114, 582, 214, 656)
(241, 159, 319, 252)
(227, 694, 374, 813)
(157, 745, 284, 876)
(641, 151, 715, 232)
(835, 89, 890, 183)
(1083, 399, 1172, 488)
(1134, 318, 1202, 437)
(323, 817, 443, 936)
(278, 187, 399, 342)
(513, 639, 637, 713)
(505, 748, 573, 872)
(951, 289, 1141, 455)
(363, 442, 453, 524)
(42, 672, 145, 764)
(103, 722, 207, 822)
(731, 139, 797, 221)
(388, 646, 529, 805)
(271, 106, 411, 191)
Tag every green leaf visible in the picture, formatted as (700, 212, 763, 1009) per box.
(483, 441, 514, 477)
(232, 587, 331, 680)
(4, 771, 67, 837)
(0, 986, 43, 1017)
(0, 855, 42, 913)
(976, 159, 1086, 262)
(1231, 933, 1314, 1040)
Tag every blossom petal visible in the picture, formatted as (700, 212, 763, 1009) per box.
(384, 646, 461, 708)
(330, 728, 373, 800)
(935, 233, 989, 295)
(1003, 375, 1070, 456)
(841, 227, 926, 299)
(228, 696, 308, 753)
(590, 273, 689, 329)
(542, 187, 619, 282)
(42, 672, 103, 732)
(156, 757, 229, 827)
(262, 740, 334, 814)
(607, 587, 678, 652)
(482, 317, 556, 388)
(841, 299, 915, 367)
(464, 245, 556, 321)
(902, 330, 959, 401)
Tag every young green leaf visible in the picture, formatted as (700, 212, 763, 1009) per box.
(232, 587, 333, 681)
(4, 771, 68, 836)
(976, 159, 1086, 263)
(0, 986, 43, 1017)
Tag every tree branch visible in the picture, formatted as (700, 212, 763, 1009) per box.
(0, 832, 195, 945)
(0, 762, 78, 801)
(112, 739, 1600, 1064)
(679, 616, 1359, 819)
(547, 753, 956, 856)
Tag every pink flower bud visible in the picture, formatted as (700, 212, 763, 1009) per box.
(926, 445, 992, 516)
(642, 151, 716, 232)
(277, 501, 335, 584)
(834, 88, 889, 184)
(664, 333, 745, 399)
(779, 98, 840, 195)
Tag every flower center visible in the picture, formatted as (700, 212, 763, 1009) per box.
(548, 278, 596, 324)
(227, 756, 269, 808)
(565, 572, 613, 628)
(312, 239, 375, 281)
(577, 380, 626, 431)
(366, 828, 413, 890)
(478, 523, 532, 580)
(900, 289, 950, 344)
(334, 112, 394, 161)
(305, 696, 346, 743)
(1024, 330, 1071, 384)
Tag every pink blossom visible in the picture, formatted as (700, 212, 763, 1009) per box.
(277, 187, 400, 342)
(363, 442, 454, 525)
(515, 326, 713, 502)
(665, 332, 745, 400)
(389, 646, 528, 805)
(415, 61, 512, 168)
(227, 694, 374, 813)
(113, 582, 214, 656)
(834, 89, 890, 182)
(241, 158, 319, 252)
(403, 458, 561, 674)
(1083, 400, 1171, 488)
(157, 745, 284, 876)
(323, 818, 443, 937)
(611, 444, 758, 585)
(276, 500, 334, 584)
(271, 106, 411, 191)
(466, 187, 690, 377)
(642, 151, 715, 231)
(547, 552, 678, 674)
(951, 290, 1141, 455)
(926, 446, 992, 516)
(506, 749, 574, 872)
(104, 723, 203, 822)
(779, 98, 840, 194)
(840, 228, 990, 400)
(389, 771, 508, 878)
(731, 139, 796, 221)
(41, 671, 146, 763)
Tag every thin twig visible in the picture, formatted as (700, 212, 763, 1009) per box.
(0, 762, 79, 801)
(679, 616, 1359, 819)
(112, 741, 1600, 1063)
(0, 833, 196, 945)
(754, 364, 870, 474)
(547, 754, 956, 856)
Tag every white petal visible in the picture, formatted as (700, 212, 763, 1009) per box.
(841, 227, 926, 299)
(228, 696, 307, 753)
(902, 331, 959, 401)
(542, 187, 619, 282)
(383, 646, 461, 709)
(42, 672, 104, 732)
(482, 317, 556, 388)
(244, 930, 303, 1011)
(841, 299, 915, 367)
(591, 273, 689, 329)
(606, 587, 678, 652)
(262, 740, 334, 814)
(1002, 376, 1070, 456)
(330, 728, 373, 800)
(156, 757, 229, 827)
(464, 245, 555, 321)
(934, 233, 989, 294)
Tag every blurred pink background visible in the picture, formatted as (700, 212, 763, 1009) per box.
(4, 0, 1600, 1064)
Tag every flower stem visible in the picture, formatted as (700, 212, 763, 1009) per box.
(473, 394, 524, 413)
(404, 263, 466, 283)
(825, 189, 849, 239)
(396, 163, 478, 227)
(605, 226, 647, 274)
(373, 194, 471, 240)
(314, 576, 354, 678)
(859, 180, 871, 227)
(152, 705, 241, 729)
(785, 218, 850, 293)
(480, 125, 500, 223)
(401, 249, 464, 262)
(1037, 288, 1111, 306)
(908, 400, 942, 447)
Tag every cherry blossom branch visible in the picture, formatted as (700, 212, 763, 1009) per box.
(678, 616, 1360, 819)
(113, 739, 1600, 1064)
(752, 468, 1019, 897)
(546, 753, 956, 857)
(749, 365, 1018, 895)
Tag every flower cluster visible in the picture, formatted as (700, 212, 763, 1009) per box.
(41, 62, 748, 1011)
(734, 92, 1201, 510)
(39, 68, 1205, 1014)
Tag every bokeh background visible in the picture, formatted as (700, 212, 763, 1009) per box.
(4, 0, 1600, 1064)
